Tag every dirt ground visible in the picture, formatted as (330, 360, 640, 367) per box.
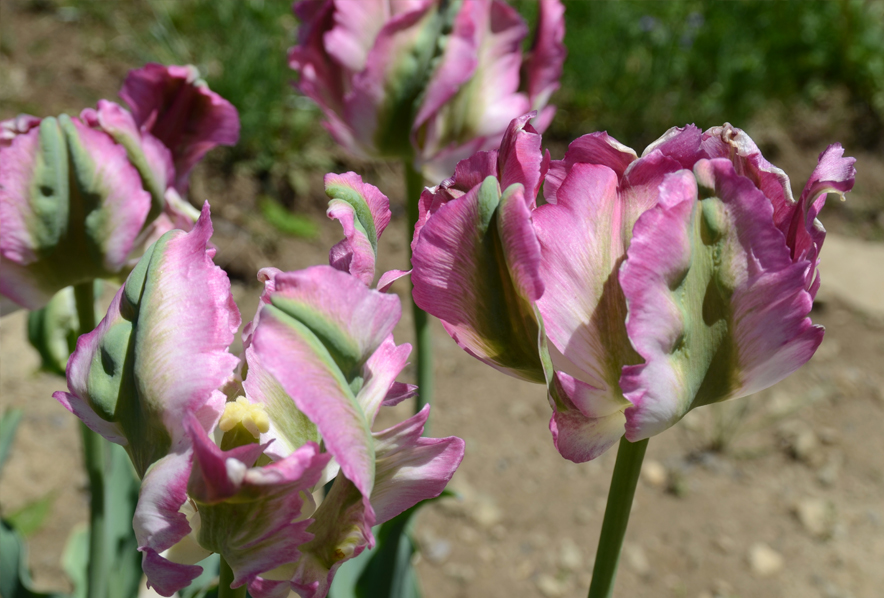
(2, 3, 884, 598)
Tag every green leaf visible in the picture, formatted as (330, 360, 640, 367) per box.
(0, 519, 70, 598)
(259, 196, 319, 238)
(0, 408, 24, 477)
(61, 525, 89, 598)
(103, 442, 144, 598)
(7, 492, 56, 537)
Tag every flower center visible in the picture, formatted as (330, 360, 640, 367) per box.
(219, 396, 270, 439)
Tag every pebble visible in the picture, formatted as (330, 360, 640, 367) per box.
(471, 497, 503, 529)
(423, 538, 452, 564)
(623, 543, 651, 577)
(748, 542, 784, 577)
(535, 574, 567, 598)
(794, 497, 834, 539)
(558, 537, 583, 572)
(442, 562, 475, 583)
(641, 459, 668, 489)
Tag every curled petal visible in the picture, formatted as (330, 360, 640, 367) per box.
(0, 114, 41, 147)
(522, 0, 566, 112)
(543, 132, 637, 204)
(135, 451, 202, 597)
(120, 63, 240, 190)
(354, 335, 413, 425)
(496, 111, 547, 201)
(370, 405, 465, 524)
(325, 172, 392, 285)
(548, 372, 626, 463)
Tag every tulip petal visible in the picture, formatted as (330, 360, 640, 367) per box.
(412, 177, 545, 381)
(496, 112, 546, 200)
(534, 162, 642, 395)
(243, 344, 320, 461)
(325, 172, 392, 286)
(548, 372, 626, 463)
(620, 162, 824, 441)
(521, 0, 566, 112)
(249, 266, 398, 499)
(55, 204, 240, 476)
(0, 114, 41, 147)
(543, 132, 637, 204)
(187, 417, 331, 588)
(322, 0, 391, 73)
(135, 451, 202, 597)
(355, 335, 413, 425)
(120, 63, 240, 190)
(370, 405, 465, 524)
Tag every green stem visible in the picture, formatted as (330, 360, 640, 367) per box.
(404, 161, 433, 427)
(587, 436, 649, 598)
(74, 282, 107, 598)
(219, 556, 247, 598)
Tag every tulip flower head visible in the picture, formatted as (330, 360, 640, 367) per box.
(0, 64, 239, 312)
(411, 115, 855, 462)
(289, 0, 566, 181)
(54, 201, 464, 598)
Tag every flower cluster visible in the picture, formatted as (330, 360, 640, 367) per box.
(0, 64, 239, 310)
(289, 0, 566, 181)
(54, 175, 464, 598)
(411, 113, 856, 462)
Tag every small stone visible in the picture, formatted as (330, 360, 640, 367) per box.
(513, 559, 533, 580)
(748, 542, 784, 577)
(535, 574, 566, 598)
(794, 497, 834, 539)
(713, 534, 736, 554)
(641, 460, 668, 489)
(575, 506, 595, 524)
(472, 497, 503, 529)
(623, 543, 651, 577)
(818, 427, 840, 445)
(423, 539, 452, 564)
(558, 537, 583, 572)
(508, 401, 533, 422)
(792, 429, 823, 465)
(458, 526, 479, 544)
(478, 545, 495, 563)
(443, 562, 475, 583)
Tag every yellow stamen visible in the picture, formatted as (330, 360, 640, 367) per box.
(218, 396, 270, 439)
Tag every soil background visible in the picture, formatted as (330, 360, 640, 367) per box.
(2, 3, 884, 598)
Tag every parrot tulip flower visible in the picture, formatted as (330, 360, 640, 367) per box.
(0, 64, 240, 312)
(288, 0, 565, 181)
(411, 115, 856, 462)
(54, 204, 464, 598)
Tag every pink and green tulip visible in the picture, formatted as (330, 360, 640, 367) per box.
(0, 64, 239, 312)
(411, 116, 856, 463)
(54, 206, 464, 598)
(288, 0, 565, 180)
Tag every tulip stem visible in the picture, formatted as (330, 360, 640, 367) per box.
(587, 436, 649, 598)
(404, 161, 433, 425)
(219, 556, 246, 598)
(74, 282, 108, 598)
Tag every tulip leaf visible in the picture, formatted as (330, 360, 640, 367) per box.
(61, 525, 88, 598)
(0, 519, 69, 598)
(0, 408, 24, 477)
(7, 492, 56, 538)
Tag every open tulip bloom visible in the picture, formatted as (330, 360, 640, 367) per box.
(54, 198, 464, 598)
(410, 113, 855, 595)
